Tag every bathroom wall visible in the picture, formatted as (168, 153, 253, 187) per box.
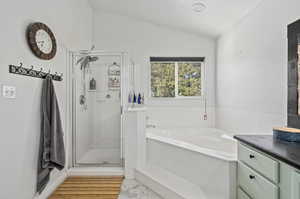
(0, 1, 92, 199)
(93, 12, 216, 128)
(216, 0, 300, 134)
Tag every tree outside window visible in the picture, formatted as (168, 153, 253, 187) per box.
(151, 59, 203, 98)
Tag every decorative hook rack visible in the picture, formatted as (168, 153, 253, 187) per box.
(9, 63, 63, 81)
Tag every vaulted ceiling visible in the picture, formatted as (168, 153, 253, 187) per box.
(89, 0, 263, 37)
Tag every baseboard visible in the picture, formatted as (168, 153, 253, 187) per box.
(34, 170, 67, 199)
(135, 169, 184, 199)
(68, 167, 124, 176)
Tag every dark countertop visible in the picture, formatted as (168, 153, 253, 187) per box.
(234, 135, 300, 170)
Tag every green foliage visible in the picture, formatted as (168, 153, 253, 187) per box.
(151, 62, 201, 97)
(151, 63, 175, 97)
(178, 63, 201, 96)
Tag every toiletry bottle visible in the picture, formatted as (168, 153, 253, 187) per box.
(133, 93, 137, 104)
(90, 78, 96, 90)
(138, 93, 142, 104)
(128, 92, 132, 103)
(141, 93, 145, 104)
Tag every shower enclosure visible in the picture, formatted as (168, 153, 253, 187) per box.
(71, 51, 127, 167)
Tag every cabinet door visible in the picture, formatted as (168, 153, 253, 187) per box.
(292, 170, 300, 199)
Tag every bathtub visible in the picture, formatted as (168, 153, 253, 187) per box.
(145, 127, 237, 199)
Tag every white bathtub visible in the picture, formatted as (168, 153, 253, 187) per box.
(145, 127, 237, 199)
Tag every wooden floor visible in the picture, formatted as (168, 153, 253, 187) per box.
(49, 176, 124, 199)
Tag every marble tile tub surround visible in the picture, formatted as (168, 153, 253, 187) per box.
(118, 179, 163, 199)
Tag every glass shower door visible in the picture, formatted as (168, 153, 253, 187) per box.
(72, 52, 124, 167)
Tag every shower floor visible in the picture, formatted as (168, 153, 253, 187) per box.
(78, 148, 121, 165)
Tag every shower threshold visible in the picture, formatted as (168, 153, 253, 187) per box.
(76, 162, 123, 167)
(68, 166, 124, 176)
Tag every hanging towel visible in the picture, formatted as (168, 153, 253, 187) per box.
(37, 76, 65, 193)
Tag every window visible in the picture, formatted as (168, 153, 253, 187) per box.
(150, 57, 204, 98)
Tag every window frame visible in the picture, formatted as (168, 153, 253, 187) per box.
(149, 60, 206, 100)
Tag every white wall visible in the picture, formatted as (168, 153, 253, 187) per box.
(93, 12, 216, 128)
(0, 1, 92, 198)
(216, 0, 300, 134)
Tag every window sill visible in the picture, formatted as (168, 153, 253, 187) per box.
(146, 97, 207, 108)
(148, 96, 205, 100)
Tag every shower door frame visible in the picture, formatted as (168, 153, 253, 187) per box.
(70, 50, 128, 168)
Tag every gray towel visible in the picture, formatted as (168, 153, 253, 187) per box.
(37, 76, 65, 193)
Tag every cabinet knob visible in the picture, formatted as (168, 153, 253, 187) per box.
(249, 175, 255, 179)
(249, 154, 255, 159)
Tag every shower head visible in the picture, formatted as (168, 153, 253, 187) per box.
(76, 45, 99, 70)
(76, 55, 99, 70)
(88, 56, 99, 62)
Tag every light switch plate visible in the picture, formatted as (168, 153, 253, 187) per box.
(2, 85, 16, 98)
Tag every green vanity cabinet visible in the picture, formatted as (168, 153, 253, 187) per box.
(238, 161, 278, 199)
(237, 142, 300, 199)
(292, 170, 300, 199)
(238, 143, 279, 183)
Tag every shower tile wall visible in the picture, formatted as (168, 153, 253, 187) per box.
(90, 63, 121, 146)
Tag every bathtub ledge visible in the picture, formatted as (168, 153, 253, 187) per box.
(147, 133, 237, 162)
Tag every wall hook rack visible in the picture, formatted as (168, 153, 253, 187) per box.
(9, 62, 63, 81)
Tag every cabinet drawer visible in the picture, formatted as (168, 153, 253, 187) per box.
(238, 162, 278, 199)
(238, 143, 279, 183)
(238, 188, 252, 199)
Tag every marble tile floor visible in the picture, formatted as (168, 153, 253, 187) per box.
(118, 179, 163, 199)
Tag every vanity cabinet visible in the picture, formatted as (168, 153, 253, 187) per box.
(292, 170, 300, 199)
(237, 142, 300, 199)
(238, 143, 279, 183)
